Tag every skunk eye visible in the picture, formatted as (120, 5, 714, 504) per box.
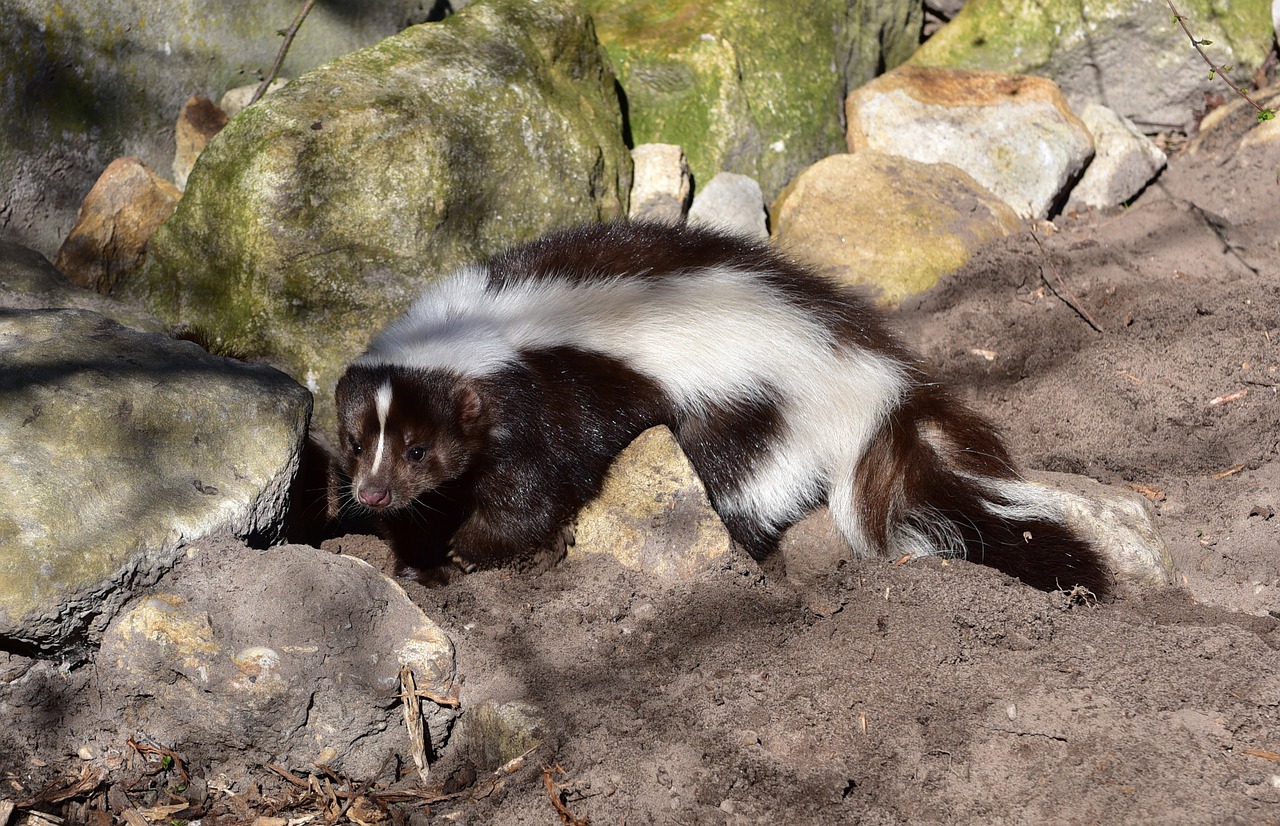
(406, 446, 426, 463)
(350, 440, 363, 455)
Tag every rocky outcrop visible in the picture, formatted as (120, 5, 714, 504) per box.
(910, 0, 1275, 131)
(1, 541, 459, 782)
(124, 0, 631, 434)
(95, 543, 458, 779)
(0, 309, 310, 656)
(845, 66, 1094, 220)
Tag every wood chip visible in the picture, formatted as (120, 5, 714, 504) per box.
(1126, 482, 1166, 502)
(1212, 464, 1245, 480)
(1208, 389, 1248, 406)
(1243, 747, 1280, 763)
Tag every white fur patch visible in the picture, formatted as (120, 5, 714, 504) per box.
(370, 380, 393, 473)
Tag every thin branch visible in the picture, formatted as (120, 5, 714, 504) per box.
(1029, 232, 1104, 333)
(249, 0, 318, 106)
(1165, 0, 1276, 123)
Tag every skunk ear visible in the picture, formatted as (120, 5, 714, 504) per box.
(454, 380, 486, 435)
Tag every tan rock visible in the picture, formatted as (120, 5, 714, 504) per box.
(173, 95, 229, 191)
(629, 143, 691, 223)
(570, 426, 732, 578)
(1025, 471, 1175, 588)
(845, 66, 1093, 219)
(772, 151, 1020, 304)
(53, 157, 181, 294)
(1065, 104, 1167, 212)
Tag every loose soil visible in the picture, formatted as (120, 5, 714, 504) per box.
(11, 120, 1280, 826)
(329, 131, 1280, 823)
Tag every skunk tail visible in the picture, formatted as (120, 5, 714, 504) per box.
(853, 383, 1111, 597)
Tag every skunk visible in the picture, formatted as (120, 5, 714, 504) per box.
(334, 221, 1110, 594)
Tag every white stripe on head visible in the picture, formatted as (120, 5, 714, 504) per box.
(371, 380, 393, 473)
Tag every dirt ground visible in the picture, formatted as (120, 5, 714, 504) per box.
(9, 117, 1279, 826)
(318, 127, 1280, 824)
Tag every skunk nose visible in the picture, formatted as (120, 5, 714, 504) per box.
(358, 485, 392, 508)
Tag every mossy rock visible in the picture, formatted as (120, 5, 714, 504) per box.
(909, 0, 1274, 130)
(125, 0, 631, 432)
(584, 0, 922, 199)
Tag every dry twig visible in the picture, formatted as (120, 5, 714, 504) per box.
(126, 739, 190, 786)
(543, 764, 590, 826)
(249, 0, 318, 106)
(1030, 232, 1104, 333)
(1212, 464, 1245, 480)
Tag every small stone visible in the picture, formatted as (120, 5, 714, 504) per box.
(629, 143, 691, 223)
(173, 95, 229, 191)
(687, 172, 768, 241)
(1065, 104, 1167, 212)
(1026, 471, 1175, 587)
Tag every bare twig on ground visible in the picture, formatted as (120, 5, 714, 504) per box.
(1208, 389, 1248, 406)
(543, 764, 590, 826)
(249, 0, 318, 106)
(1211, 464, 1245, 480)
(1029, 231, 1104, 333)
(125, 739, 189, 786)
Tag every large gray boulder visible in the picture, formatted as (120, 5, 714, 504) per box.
(910, 0, 1275, 131)
(94, 542, 459, 780)
(0, 241, 164, 333)
(123, 0, 631, 433)
(1, 541, 459, 783)
(0, 0, 439, 259)
(0, 309, 310, 656)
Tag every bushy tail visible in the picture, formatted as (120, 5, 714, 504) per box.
(854, 384, 1111, 597)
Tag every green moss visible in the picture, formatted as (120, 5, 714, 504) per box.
(127, 0, 629, 434)
(584, 0, 920, 197)
(913, 0, 1271, 74)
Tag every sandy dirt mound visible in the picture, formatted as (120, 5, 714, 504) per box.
(324, 137, 1280, 823)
